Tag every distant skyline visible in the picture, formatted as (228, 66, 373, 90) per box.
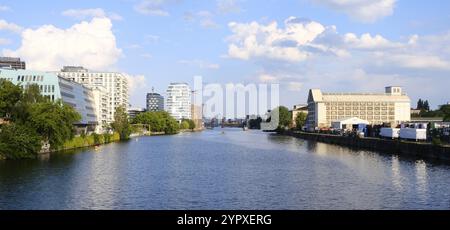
(1, 0, 450, 109)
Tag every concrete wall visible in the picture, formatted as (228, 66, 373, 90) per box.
(287, 131, 450, 161)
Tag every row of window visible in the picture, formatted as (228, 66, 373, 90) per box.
(40, 85, 55, 93)
(327, 116, 395, 121)
(327, 111, 395, 116)
(325, 102, 395, 106)
(326, 106, 395, 111)
(17, 75, 44, 82)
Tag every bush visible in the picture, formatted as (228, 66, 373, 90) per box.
(103, 133, 112, 143)
(432, 137, 442, 146)
(180, 121, 190, 130)
(0, 124, 42, 159)
(93, 133, 101, 145)
(133, 111, 180, 134)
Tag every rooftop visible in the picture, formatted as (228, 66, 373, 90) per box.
(0, 57, 22, 62)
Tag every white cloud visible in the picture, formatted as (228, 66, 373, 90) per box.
(226, 16, 439, 65)
(200, 18, 219, 29)
(343, 33, 402, 49)
(217, 0, 242, 14)
(3, 17, 122, 71)
(179, 59, 220, 69)
(62, 8, 123, 21)
(134, 0, 173, 16)
(0, 38, 11, 45)
(311, 0, 397, 23)
(184, 11, 219, 29)
(375, 53, 450, 70)
(259, 74, 278, 83)
(0, 19, 23, 33)
(287, 82, 303, 92)
(126, 74, 148, 91)
(0, 5, 10, 11)
(227, 17, 326, 62)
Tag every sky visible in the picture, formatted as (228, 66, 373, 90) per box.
(1, 0, 450, 110)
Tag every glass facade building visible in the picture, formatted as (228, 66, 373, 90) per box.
(146, 93, 164, 112)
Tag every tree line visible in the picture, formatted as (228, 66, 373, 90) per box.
(263, 106, 307, 132)
(414, 99, 450, 121)
(0, 80, 81, 159)
(130, 111, 196, 134)
(0, 79, 196, 160)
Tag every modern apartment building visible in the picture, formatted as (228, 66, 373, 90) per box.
(56, 66, 129, 124)
(146, 92, 164, 112)
(91, 86, 110, 129)
(306, 86, 411, 130)
(0, 68, 98, 130)
(0, 57, 26, 70)
(166, 83, 191, 120)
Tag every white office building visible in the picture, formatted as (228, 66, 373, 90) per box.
(56, 66, 129, 124)
(306, 86, 411, 130)
(166, 83, 191, 120)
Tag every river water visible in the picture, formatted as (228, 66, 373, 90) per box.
(0, 128, 449, 210)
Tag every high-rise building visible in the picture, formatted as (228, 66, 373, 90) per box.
(147, 92, 164, 112)
(0, 68, 98, 131)
(0, 57, 26, 70)
(166, 83, 191, 120)
(306, 86, 411, 130)
(56, 66, 129, 124)
(91, 86, 110, 130)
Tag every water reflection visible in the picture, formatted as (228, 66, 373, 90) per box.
(415, 160, 429, 204)
(391, 156, 404, 192)
(1, 128, 450, 210)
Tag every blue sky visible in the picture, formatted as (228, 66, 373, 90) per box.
(1, 0, 450, 109)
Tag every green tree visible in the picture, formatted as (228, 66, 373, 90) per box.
(423, 100, 430, 111)
(273, 106, 291, 131)
(133, 111, 181, 134)
(111, 106, 132, 140)
(12, 84, 47, 123)
(295, 112, 307, 130)
(0, 123, 42, 160)
(441, 105, 450, 122)
(133, 112, 163, 132)
(417, 99, 423, 110)
(165, 117, 180, 134)
(27, 100, 81, 150)
(180, 120, 190, 130)
(181, 119, 196, 130)
(188, 119, 196, 130)
(0, 79, 22, 119)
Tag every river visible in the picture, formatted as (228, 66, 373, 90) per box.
(1, 128, 449, 210)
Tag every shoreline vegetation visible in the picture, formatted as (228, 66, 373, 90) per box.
(0, 79, 200, 160)
(53, 128, 204, 154)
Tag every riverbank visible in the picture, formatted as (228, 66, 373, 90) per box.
(52, 129, 205, 153)
(283, 131, 450, 161)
